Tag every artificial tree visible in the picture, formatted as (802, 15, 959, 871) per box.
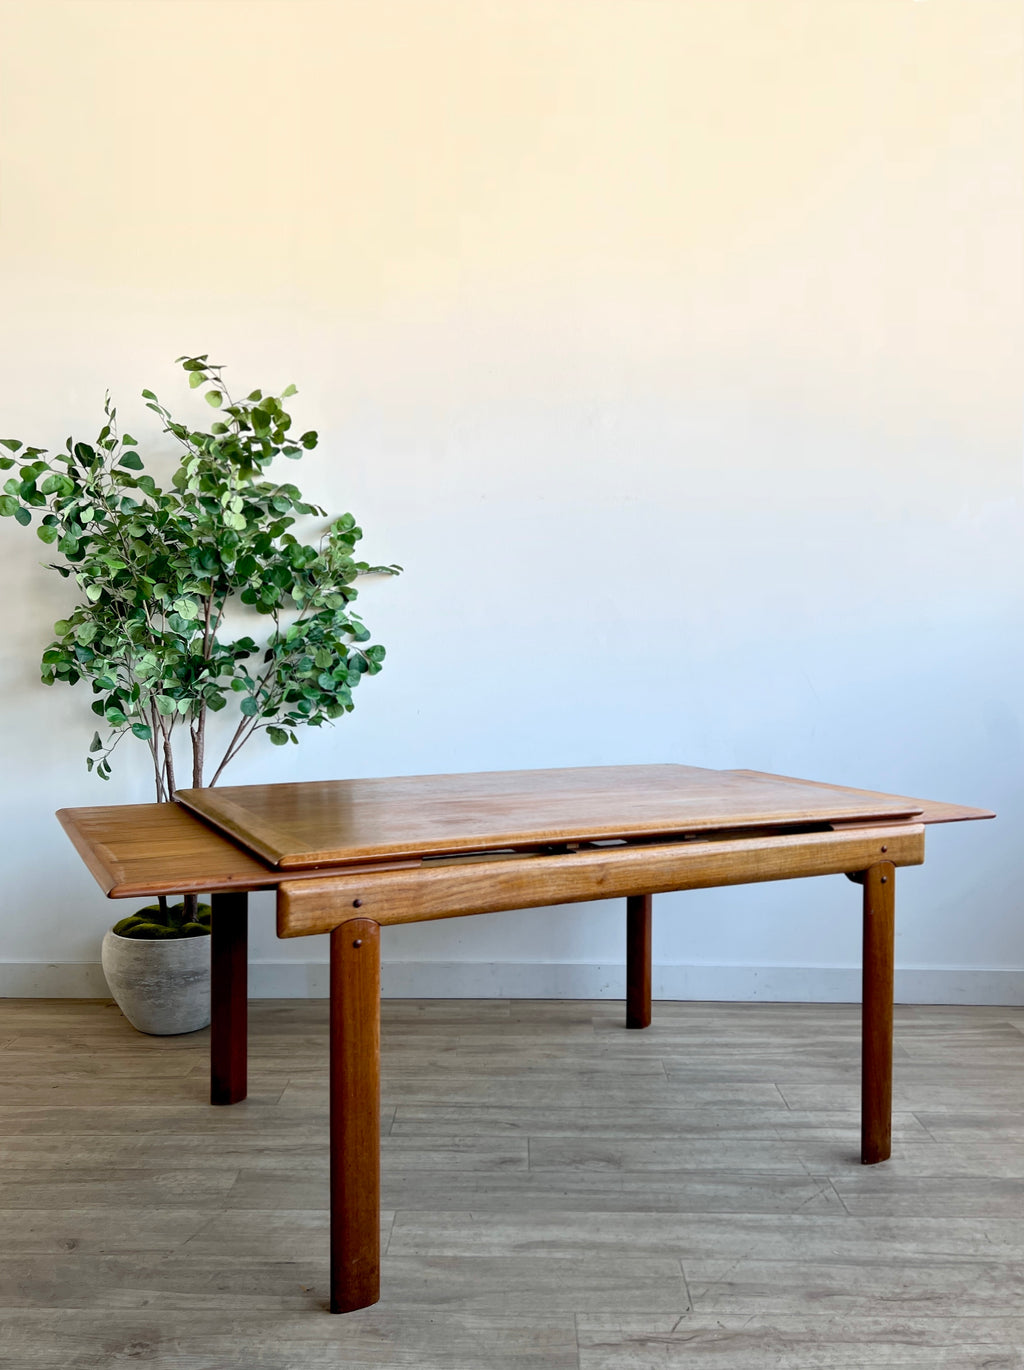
(1, 354, 398, 934)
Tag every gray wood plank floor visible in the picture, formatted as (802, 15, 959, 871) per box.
(1, 997, 1022, 1368)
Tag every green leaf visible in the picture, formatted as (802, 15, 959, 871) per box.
(89, 731, 103, 753)
(2, 356, 395, 787)
(36, 524, 58, 543)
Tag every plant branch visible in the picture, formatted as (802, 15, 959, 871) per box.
(148, 700, 167, 802)
(155, 711, 177, 797)
(191, 712, 206, 788)
(206, 610, 284, 786)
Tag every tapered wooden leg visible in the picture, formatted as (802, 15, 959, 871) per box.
(626, 893, 652, 1029)
(330, 918, 381, 1314)
(210, 892, 248, 1106)
(861, 862, 895, 1164)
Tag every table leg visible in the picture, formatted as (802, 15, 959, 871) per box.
(626, 893, 652, 1029)
(330, 917, 381, 1314)
(861, 861, 895, 1164)
(210, 892, 248, 1106)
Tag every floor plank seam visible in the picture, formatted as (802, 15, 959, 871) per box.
(3, 998, 1024, 1366)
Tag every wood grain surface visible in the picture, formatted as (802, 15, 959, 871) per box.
(57, 767, 992, 905)
(729, 770, 994, 827)
(56, 803, 281, 898)
(55, 805, 415, 900)
(277, 824, 926, 936)
(861, 863, 896, 1165)
(329, 920, 381, 1313)
(176, 765, 928, 869)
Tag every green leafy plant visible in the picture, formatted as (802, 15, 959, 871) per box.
(1, 354, 399, 934)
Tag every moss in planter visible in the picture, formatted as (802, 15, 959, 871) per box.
(112, 902, 211, 939)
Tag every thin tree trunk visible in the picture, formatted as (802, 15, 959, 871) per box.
(149, 702, 167, 803)
(163, 732, 177, 797)
(192, 705, 206, 788)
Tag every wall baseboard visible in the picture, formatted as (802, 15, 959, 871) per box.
(1, 960, 1023, 1005)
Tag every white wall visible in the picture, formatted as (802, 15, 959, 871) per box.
(0, 0, 1021, 1001)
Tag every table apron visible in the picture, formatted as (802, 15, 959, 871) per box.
(276, 823, 925, 937)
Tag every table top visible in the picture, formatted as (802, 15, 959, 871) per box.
(60, 765, 993, 898)
(175, 763, 938, 869)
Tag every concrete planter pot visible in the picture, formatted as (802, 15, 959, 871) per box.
(101, 929, 211, 1035)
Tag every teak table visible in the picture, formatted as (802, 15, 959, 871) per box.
(57, 763, 992, 1314)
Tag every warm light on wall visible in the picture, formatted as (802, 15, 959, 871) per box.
(0, 0, 1020, 996)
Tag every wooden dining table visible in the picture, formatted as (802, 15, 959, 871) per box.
(57, 763, 992, 1314)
